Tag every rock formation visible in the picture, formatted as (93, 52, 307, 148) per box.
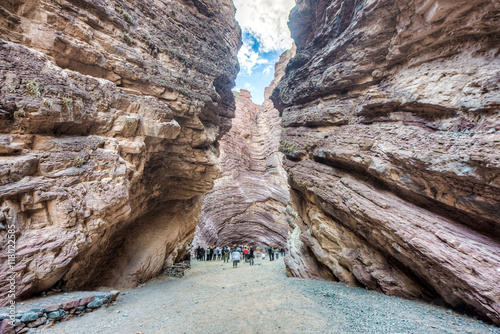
(271, 0, 500, 325)
(194, 50, 295, 248)
(0, 0, 240, 304)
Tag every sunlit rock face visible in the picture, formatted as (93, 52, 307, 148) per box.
(195, 50, 295, 248)
(0, 0, 240, 303)
(271, 0, 500, 324)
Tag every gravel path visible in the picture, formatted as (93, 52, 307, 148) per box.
(45, 258, 499, 334)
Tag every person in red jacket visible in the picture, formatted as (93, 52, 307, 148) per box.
(243, 247, 249, 262)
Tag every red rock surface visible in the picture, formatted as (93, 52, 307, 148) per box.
(271, 0, 500, 325)
(194, 50, 295, 248)
(0, 0, 240, 303)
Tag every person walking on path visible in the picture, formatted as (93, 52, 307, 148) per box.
(249, 247, 255, 265)
(243, 247, 249, 262)
(231, 248, 241, 268)
(268, 247, 274, 261)
(274, 247, 279, 260)
(255, 247, 263, 265)
(223, 247, 229, 263)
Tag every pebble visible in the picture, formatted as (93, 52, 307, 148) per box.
(86, 299, 104, 309)
(20, 312, 38, 322)
(48, 310, 64, 320)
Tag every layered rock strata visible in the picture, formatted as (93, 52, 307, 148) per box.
(195, 50, 294, 247)
(0, 0, 240, 303)
(272, 0, 500, 324)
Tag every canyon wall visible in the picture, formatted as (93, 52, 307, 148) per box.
(194, 50, 294, 248)
(272, 0, 500, 325)
(0, 0, 240, 303)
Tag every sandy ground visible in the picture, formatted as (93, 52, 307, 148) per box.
(44, 258, 500, 334)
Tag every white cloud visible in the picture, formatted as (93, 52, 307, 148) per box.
(238, 39, 269, 75)
(234, 0, 295, 53)
(234, 0, 294, 104)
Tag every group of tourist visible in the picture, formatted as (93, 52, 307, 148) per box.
(193, 246, 286, 268)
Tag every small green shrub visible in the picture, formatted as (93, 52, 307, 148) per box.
(61, 97, 73, 109)
(167, 49, 190, 65)
(14, 108, 26, 118)
(171, 10, 176, 16)
(177, 87, 193, 98)
(73, 156, 85, 168)
(279, 139, 295, 155)
(158, 80, 174, 89)
(43, 99, 52, 108)
(26, 80, 41, 98)
(297, 180, 308, 187)
(6, 86, 16, 93)
(182, 33, 189, 43)
(122, 11, 132, 23)
(124, 32, 135, 46)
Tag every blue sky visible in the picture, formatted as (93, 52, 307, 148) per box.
(233, 0, 295, 105)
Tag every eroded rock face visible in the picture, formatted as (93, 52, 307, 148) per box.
(272, 0, 500, 324)
(0, 0, 240, 303)
(195, 50, 295, 248)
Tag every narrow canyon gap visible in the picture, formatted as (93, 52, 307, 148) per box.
(193, 49, 294, 249)
(0, 0, 499, 328)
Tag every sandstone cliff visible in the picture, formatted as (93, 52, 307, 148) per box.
(272, 0, 500, 324)
(0, 0, 240, 303)
(194, 50, 294, 248)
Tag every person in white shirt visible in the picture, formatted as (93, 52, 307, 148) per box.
(215, 247, 221, 260)
(231, 248, 241, 268)
(255, 247, 263, 265)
